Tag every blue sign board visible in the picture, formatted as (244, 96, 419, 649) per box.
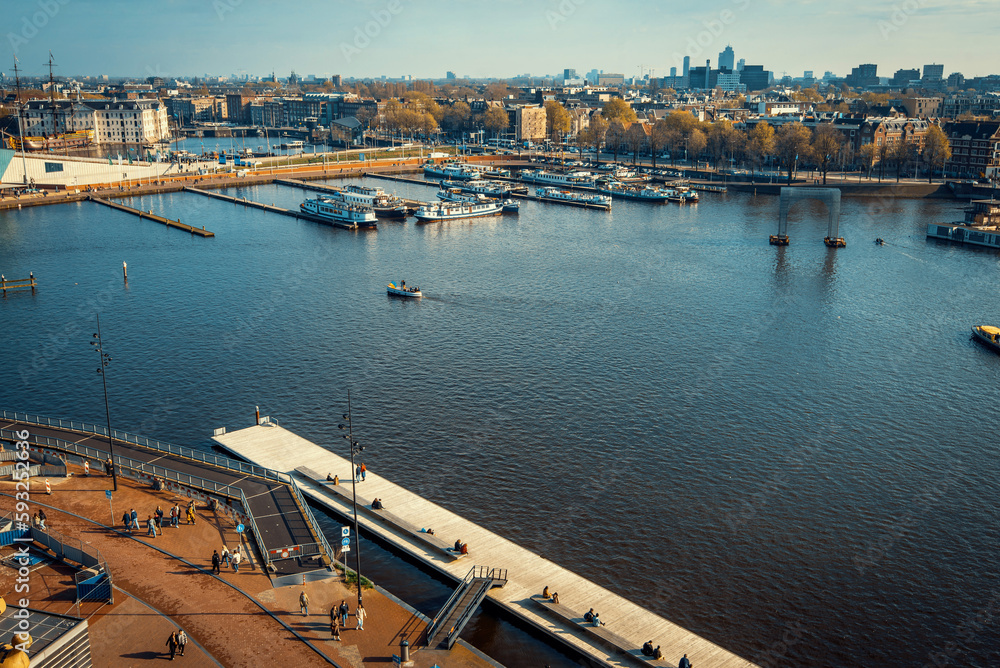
(359, 153, 365, 161)
(236, 524, 245, 533)
(105, 490, 113, 500)
(341, 537, 350, 546)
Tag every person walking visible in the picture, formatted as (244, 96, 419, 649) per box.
(211, 550, 221, 574)
(299, 590, 310, 616)
(330, 607, 341, 641)
(147, 516, 157, 538)
(231, 547, 242, 573)
(360, 463, 367, 481)
(37, 509, 46, 531)
(220, 545, 230, 568)
(339, 599, 349, 628)
(104, 457, 112, 476)
(354, 464, 361, 483)
(171, 504, 180, 528)
(356, 604, 366, 630)
(130, 508, 139, 532)
(122, 511, 131, 533)
(31, 512, 39, 529)
(165, 631, 178, 660)
(186, 502, 196, 525)
(176, 629, 188, 656)
(155, 505, 164, 529)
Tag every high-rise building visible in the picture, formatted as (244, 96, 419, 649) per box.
(739, 65, 772, 91)
(682, 56, 690, 77)
(923, 63, 944, 81)
(563, 68, 577, 80)
(846, 63, 879, 88)
(737, 59, 745, 72)
(446, 71, 456, 80)
(718, 45, 735, 71)
(891, 68, 920, 87)
(670, 67, 677, 78)
(947, 72, 965, 88)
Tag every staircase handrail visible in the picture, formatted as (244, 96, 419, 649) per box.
(426, 565, 478, 643)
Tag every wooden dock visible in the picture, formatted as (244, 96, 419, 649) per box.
(89, 197, 215, 236)
(183, 186, 360, 229)
(212, 423, 758, 668)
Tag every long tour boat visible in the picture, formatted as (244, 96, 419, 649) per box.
(414, 198, 503, 222)
(519, 169, 597, 188)
(597, 180, 673, 202)
(441, 179, 512, 198)
(423, 162, 481, 180)
(299, 196, 378, 229)
(535, 187, 612, 210)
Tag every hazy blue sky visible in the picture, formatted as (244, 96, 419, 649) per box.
(5, 0, 998, 80)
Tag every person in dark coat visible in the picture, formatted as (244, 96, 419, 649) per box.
(211, 550, 221, 574)
(166, 631, 178, 660)
(123, 511, 132, 533)
(677, 653, 690, 667)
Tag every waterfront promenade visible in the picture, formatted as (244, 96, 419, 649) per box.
(213, 422, 759, 668)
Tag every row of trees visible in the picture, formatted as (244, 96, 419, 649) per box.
(554, 102, 953, 184)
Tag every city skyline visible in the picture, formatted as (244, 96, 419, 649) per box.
(4, 0, 999, 81)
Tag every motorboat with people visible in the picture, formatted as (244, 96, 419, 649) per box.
(971, 325, 1000, 353)
(387, 280, 421, 298)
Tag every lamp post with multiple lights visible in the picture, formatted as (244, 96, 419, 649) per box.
(91, 314, 117, 491)
(338, 390, 365, 608)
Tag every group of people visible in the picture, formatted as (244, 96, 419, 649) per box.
(355, 462, 367, 482)
(164, 628, 188, 660)
(371, 498, 385, 510)
(210, 545, 243, 574)
(583, 608, 604, 627)
(328, 599, 366, 640)
(641, 640, 665, 660)
(123, 500, 197, 536)
(542, 586, 560, 604)
(452, 539, 469, 555)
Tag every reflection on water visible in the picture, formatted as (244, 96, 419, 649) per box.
(2, 179, 1000, 667)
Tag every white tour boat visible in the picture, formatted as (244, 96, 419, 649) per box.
(535, 187, 612, 210)
(414, 198, 503, 222)
(300, 196, 378, 228)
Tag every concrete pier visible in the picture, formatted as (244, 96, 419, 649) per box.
(213, 423, 758, 668)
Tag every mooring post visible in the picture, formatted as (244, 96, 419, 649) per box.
(122, 262, 127, 282)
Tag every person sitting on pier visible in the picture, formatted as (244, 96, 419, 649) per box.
(542, 586, 550, 599)
(551, 592, 560, 604)
(371, 498, 384, 510)
(460, 542, 469, 555)
(591, 611, 603, 627)
(677, 653, 690, 667)
(454, 539, 463, 552)
(584, 608, 595, 623)
(653, 646, 663, 660)
(642, 641, 655, 656)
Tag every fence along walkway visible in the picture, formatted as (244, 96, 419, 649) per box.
(0, 411, 333, 581)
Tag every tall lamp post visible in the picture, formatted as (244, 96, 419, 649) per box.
(337, 390, 365, 608)
(91, 314, 117, 491)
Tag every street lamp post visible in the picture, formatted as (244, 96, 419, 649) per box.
(91, 314, 117, 491)
(337, 391, 365, 609)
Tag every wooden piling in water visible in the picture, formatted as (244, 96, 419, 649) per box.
(0, 272, 36, 293)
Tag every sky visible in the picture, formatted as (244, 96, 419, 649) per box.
(4, 0, 999, 81)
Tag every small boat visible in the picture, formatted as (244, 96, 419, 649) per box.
(971, 325, 1000, 353)
(502, 200, 520, 213)
(388, 282, 421, 298)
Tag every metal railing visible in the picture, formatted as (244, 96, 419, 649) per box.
(288, 479, 334, 565)
(1, 413, 335, 568)
(426, 566, 479, 643)
(0, 428, 243, 499)
(0, 410, 293, 485)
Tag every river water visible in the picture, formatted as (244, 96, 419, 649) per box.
(2, 176, 999, 667)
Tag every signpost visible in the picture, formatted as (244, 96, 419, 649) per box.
(106, 489, 113, 524)
(236, 524, 245, 534)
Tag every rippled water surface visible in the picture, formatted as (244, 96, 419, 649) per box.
(2, 177, 1000, 667)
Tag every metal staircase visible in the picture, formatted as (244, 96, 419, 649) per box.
(425, 566, 508, 649)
